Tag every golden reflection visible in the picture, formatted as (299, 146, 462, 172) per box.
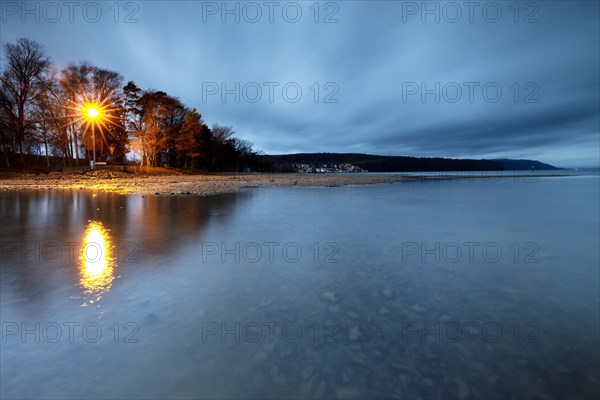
(79, 220, 116, 306)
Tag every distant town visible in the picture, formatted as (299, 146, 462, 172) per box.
(293, 163, 367, 173)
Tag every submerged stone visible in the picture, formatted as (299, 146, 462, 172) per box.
(378, 307, 391, 315)
(348, 326, 363, 342)
(320, 292, 339, 303)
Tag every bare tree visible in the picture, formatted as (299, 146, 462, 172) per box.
(56, 63, 124, 165)
(211, 124, 235, 143)
(0, 38, 50, 164)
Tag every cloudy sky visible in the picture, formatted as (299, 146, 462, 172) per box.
(2, 0, 598, 167)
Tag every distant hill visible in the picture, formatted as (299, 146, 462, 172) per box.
(492, 159, 559, 171)
(265, 153, 559, 172)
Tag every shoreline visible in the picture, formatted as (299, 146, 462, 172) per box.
(0, 170, 576, 196)
(0, 171, 408, 196)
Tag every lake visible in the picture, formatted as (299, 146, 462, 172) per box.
(1, 173, 599, 399)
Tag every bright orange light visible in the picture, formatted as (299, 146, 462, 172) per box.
(79, 220, 116, 306)
(86, 107, 100, 118)
(65, 95, 122, 151)
(83, 103, 102, 121)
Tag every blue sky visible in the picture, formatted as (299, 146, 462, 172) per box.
(2, 0, 598, 167)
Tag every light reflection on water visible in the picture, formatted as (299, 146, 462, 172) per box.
(79, 220, 115, 306)
(0, 177, 599, 399)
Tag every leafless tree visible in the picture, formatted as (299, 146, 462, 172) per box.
(0, 38, 50, 164)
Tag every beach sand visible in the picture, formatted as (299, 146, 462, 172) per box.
(0, 169, 407, 196)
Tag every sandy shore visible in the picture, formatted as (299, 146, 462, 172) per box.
(0, 168, 575, 196)
(0, 170, 407, 196)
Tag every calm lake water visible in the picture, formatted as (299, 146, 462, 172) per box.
(1, 174, 599, 399)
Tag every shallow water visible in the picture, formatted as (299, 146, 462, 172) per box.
(1, 175, 599, 399)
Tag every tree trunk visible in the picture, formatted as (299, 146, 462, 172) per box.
(3, 143, 10, 168)
(73, 127, 79, 166)
(18, 141, 24, 164)
(44, 137, 50, 168)
(18, 103, 25, 164)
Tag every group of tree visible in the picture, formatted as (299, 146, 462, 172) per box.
(0, 38, 266, 172)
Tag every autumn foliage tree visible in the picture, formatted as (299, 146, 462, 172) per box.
(176, 109, 207, 169)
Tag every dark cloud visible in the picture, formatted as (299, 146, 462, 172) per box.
(376, 102, 599, 154)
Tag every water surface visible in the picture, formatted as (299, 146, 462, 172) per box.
(1, 175, 599, 399)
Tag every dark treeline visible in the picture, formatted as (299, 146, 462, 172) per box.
(267, 153, 558, 172)
(0, 38, 269, 172)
